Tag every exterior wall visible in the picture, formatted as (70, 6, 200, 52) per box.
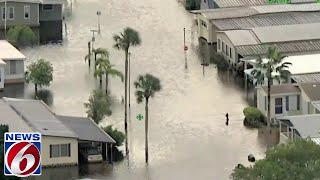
(257, 88, 266, 115)
(42, 136, 78, 167)
(200, 0, 209, 9)
(0, 2, 39, 29)
(301, 89, 311, 114)
(39, 4, 63, 21)
(216, 33, 237, 64)
(197, 14, 210, 42)
(0, 66, 4, 89)
(3, 60, 25, 83)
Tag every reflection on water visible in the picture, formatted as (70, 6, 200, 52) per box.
(26, 166, 79, 180)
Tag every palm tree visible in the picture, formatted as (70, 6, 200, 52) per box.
(134, 74, 161, 163)
(104, 63, 124, 94)
(113, 27, 141, 155)
(94, 56, 106, 89)
(251, 47, 291, 131)
(93, 48, 109, 69)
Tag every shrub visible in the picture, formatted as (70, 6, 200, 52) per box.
(102, 125, 125, 147)
(185, 0, 200, 10)
(211, 53, 230, 71)
(243, 107, 265, 128)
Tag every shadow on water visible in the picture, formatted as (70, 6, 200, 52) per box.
(257, 127, 280, 148)
(26, 166, 79, 180)
(33, 89, 54, 106)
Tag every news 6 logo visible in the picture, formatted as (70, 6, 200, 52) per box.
(4, 132, 41, 177)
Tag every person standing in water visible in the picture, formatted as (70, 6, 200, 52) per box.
(225, 113, 229, 126)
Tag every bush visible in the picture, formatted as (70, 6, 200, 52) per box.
(102, 125, 125, 147)
(243, 107, 265, 128)
(211, 54, 230, 71)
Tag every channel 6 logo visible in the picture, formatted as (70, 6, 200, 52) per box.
(4, 132, 41, 177)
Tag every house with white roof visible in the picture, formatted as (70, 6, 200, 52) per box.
(0, 40, 26, 90)
(0, 97, 116, 167)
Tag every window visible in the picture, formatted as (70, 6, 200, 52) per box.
(275, 97, 283, 114)
(297, 95, 300, 110)
(222, 41, 225, 53)
(218, 39, 221, 50)
(285, 96, 289, 111)
(1, 7, 5, 20)
(226, 45, 229, 56)
(229, 47, 232, 58)
(24, 6, 30, 19)
(42, 4, 53, 11)
(10, 61, 16, 75)
(8, 7, 14, 20)
(264, 96, 267, 111)
(50, 144, 71, 158)
(202, 21, 207, 28)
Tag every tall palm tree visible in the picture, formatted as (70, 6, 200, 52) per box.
(94, 56, 106, 89)
(113, 27, 141, 155)
(251, 47, 291, 131)
(134, 74, 161, 163)
(93, 48, 110, 69)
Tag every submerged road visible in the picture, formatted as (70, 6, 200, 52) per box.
(9, 0, 266, 179)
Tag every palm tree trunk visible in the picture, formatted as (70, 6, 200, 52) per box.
(94, 53, 97, 70)
(145, 98, 149, 163)
(35, 83, 38, 97)
(105, 73, 109, 94)
(88, 42, 91, 67)
(124, 50, 129, 156)
(267, 75, 271, 131)
(99, 75, 102, 89)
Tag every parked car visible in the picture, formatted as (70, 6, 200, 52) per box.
(80, 148, 103, 163)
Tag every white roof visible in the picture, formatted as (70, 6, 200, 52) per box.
(245, 54, 320, 75)
(0, 59, 6, 65)
(251, 23, 320, 43)
(0, 40, 26, 61)
(219, 30, 260, 46)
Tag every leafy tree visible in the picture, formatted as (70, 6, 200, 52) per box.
(84, 89, 112, 124)
(6, 25, 37, 47)
(102, 125, 125, 147)
(113, 27, 141, 155)
(231, 139, 320, 180)
(251, 47, 291, 130)
(0, 125, 20, 180)
(94, 48, 123, 92)
(134, 74, 161, 163)
(25, 59, 53, 96)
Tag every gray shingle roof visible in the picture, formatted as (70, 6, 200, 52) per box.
(3, 98, 78, 138)
(261, 83, 301, 95)
(58, 115, 116, 143)
(278, 114, 320, 138)
(212, 12, 320, 30)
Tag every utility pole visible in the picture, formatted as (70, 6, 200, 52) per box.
(201, 53, 209, 76)
(97, 11, 101, 34)
(128, 52, 131, 123)
(184, 28, 188, 69)
(90, 29, 97, 51)
(88, 41, 91, 67)
(4, 0, 7, 38)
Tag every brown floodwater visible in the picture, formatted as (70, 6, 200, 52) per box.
(1, 0, 270, 179)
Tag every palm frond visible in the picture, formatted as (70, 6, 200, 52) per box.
(108, 69, 124, 82)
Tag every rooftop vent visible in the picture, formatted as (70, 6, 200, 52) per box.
(313, 84, 317, 87)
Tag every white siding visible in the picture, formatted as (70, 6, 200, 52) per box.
(216, 33, 237, 64)
(3, 60, 24, 82)
(42, 136, 78, 166)
(197, 14, 210, 42)
(301, 90, 310, 114)
(257, 88, 267, 116)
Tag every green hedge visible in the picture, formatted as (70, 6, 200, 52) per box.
(210, 54, 230, 71)
(243, 107, 265, 128)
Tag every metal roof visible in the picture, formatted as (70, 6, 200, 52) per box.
(260, 84, 300, 95)
(0, 40, 26, 60)
(197, 3, 320, 20)
(3, 98, 78, 138)
(58, 115, 116, 144)
(236, 40, 320, 56)
(311, 137, 320, 145)
(299, 83, 320, 101)
(219, 30, 260, 46)
(312, 101, 320, 112)
(251, 23, 320, 43)
(211, 12, 320, 30)
(213, 0, 266, 8)
(291, 73, 320, 83)
(278, 114, 320, 138)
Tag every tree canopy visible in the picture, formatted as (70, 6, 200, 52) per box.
(113, 27, 141, 51)
(25, 59, 53, 95)
(102, 125, 125, 147)
(84, 89, 112, 124)
(231, 139, 320, 180)
(6, 26, 37, 47)
(134, 74, 161, 103)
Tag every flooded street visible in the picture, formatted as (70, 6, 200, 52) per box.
(2, 0, 267, 179)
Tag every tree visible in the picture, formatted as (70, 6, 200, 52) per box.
(251, 47, 291, 130)
(25, 59, 53, 97)
(0, 125, 20, 180)
(231, 139, 320, 180)
(94, 48, 123, 92)
(134, 74, 161, 163)
(102, 125, 125, 147)
(84, 89, 112, 124)
(93, 48, 109, 70)
(113, 27, 141, 155)
(6, 25, 37, 47)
